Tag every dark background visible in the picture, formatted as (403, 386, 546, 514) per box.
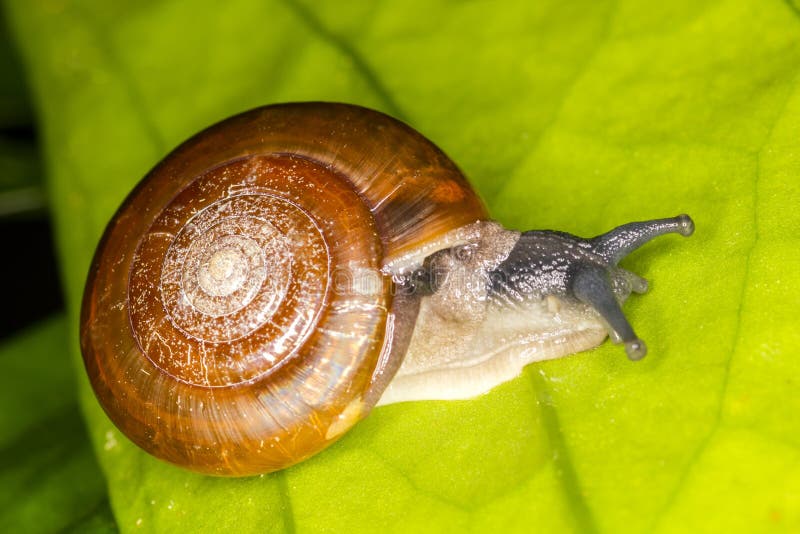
(0, 14, 63, 340)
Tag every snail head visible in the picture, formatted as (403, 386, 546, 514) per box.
(404, 215, 695, 362)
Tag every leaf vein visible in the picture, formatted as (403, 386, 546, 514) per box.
(68, 4, 168, 156)
(364, 448, 471, 512)
(781, 0, 800, 21)
(275, 470, 296, 534)
(279, 0, 407, 121)
(531, 371, 599, 534)
(492, 0, 617, 204)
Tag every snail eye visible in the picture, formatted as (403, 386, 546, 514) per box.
(453, 244, 477, 262)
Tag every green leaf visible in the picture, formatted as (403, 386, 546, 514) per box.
(0, 317, 113, 533)
(6, 0, 800, 532)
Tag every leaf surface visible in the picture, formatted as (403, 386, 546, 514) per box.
(0, 317, 114, 533)
(5, 0, 800, 532)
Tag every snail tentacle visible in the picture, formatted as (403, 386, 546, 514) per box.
(590, 214, 695, 265)
(571, 264, 647, 361)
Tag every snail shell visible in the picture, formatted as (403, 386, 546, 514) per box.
(81, 102, 694, 476)
(81, 103, 489, 476)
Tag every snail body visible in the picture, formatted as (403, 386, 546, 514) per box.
(81, 102, 693, 476)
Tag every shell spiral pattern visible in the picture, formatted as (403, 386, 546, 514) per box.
(81, 103, 488, 475)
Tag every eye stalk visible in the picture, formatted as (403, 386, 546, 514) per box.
(488, 214, 695, 360)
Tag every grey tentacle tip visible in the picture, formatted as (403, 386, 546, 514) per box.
(489, 214, 695, 361)
(579, 214, 694, 360)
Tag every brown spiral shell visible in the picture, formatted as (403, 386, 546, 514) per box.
(80, 102, 488, 476)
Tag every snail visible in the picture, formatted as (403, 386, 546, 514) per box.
(80, 102, 694, 477)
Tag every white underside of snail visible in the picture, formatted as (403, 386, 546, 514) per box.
(380, 297, 608, 405)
